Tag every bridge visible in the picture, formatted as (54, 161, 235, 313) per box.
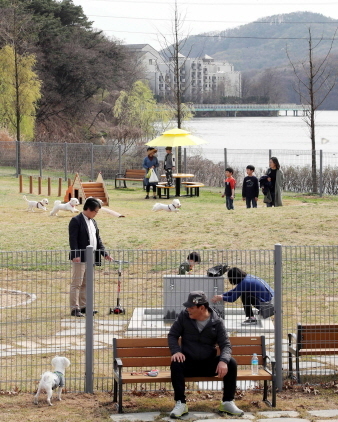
(191, 103, 309, 116)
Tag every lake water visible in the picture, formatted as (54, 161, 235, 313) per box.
(182, 110, 338, 168)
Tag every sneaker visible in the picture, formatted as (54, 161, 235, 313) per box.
(241, 317, 257, 325)
(219, 400, 244, 416)
(153, 195, 157, 199)
(170, 400, 188, 419)
(70, 309, 84, 317)
(145, 195, 149, 199)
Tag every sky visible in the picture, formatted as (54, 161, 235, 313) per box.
(73, 0, 338, 50)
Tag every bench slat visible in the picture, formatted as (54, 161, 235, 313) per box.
(119, 369, 272, 384)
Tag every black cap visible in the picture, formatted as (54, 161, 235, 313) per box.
(183, 291, 208, 307)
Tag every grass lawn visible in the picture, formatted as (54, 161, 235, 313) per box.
(1, 175, 338, 420)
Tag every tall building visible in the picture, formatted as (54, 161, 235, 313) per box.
(127, 44, 241, 102)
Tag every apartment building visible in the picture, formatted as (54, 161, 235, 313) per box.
(127, 44, 241, 102)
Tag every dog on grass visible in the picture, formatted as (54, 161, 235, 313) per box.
(34, 356, 70, 406)
(152, 198, 181, 212)
(49, 198, 80, 216)
(23, 195, 49, 212)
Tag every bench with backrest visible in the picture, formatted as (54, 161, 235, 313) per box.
(288, 323, 338, 383)
(115, 169, 145, 188)
(113, 336, 276, 413)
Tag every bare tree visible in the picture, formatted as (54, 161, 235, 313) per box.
(286, 28, 338, 193)
(157, 0, 194, 171)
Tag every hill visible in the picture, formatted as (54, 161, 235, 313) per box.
(179, 12, 338, 72)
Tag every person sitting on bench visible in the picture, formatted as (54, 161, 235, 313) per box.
(168, 290, 244, 419)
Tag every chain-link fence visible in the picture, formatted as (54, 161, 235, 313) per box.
(1, 246, 337, 393)
(1, 142, 338, 193)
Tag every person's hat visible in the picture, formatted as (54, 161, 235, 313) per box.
(147, 147, 157, 154)
(183, 291, 208, 307)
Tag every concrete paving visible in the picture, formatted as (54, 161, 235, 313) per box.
(109, 409, 338, 422)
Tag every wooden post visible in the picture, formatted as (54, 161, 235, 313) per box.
(19, 175, 23, 193)
(58, 178, 62, 197)
(38, 177, 42, 195)
(29, 176, 33, 194)
(48, 177, 51, 196)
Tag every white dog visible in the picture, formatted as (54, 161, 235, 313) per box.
(49, 198, 80, 216)
(23, 195, 49, 212)
(152, 198, 181, 212)
(34, 356, 70, 406)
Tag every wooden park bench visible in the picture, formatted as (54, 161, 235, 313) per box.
(181, 181, 205, 197)
(288, 323, 338, 383)
(115, 169, 145, 188)
(113, 336, 276, 413)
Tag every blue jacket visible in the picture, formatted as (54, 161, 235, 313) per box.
(143, 155, 159, 172)
(222, 274, 274, 303)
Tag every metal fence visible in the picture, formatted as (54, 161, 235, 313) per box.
(1, 141, 338, 193)
(1, 246, 337, 393)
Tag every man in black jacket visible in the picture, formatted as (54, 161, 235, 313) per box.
(168, 291, 244, 419)
(68, 197, 113, 317)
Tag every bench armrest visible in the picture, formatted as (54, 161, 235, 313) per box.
(115, 173, 125, 178)
(288, 332, 296, 346)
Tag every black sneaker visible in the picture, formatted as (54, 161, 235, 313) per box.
(71, 309, 84, 317)
(145, 195, 149, 199)
(241, 317, 257, 325)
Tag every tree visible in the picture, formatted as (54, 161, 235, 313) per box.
(0, 44, 41, 142)
(287, 28, 338, 193)
(157, 0, 193, 171)
(113, 80, 176, 152)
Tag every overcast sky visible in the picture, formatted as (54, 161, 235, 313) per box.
(73, 0, 338, 50)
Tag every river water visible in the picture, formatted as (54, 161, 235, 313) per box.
(183, 110, 338, 168)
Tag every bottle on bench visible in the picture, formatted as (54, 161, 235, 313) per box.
(251, 353, 259, 375)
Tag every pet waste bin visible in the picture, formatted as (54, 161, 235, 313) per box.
(163, 275, 224, 320)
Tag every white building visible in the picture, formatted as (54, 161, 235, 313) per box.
(127, 44, 241, 102)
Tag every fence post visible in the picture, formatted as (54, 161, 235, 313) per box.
(58, 178, 62, 197)
(224, 148, 227, 170)
(64, 143, 68, 182)
(48, 177, 51, 196)
(319, 150, 323, 197)
(29, 176, 33, 194)
(91, 143, 94, 181)
(85, 245, 94, 393)
(39, 142, 43, 178)
(274, 243, 283, 391)
(38, 177, 42, 195)
(269, 149, 272, 160)
(184, 148, 187, 173)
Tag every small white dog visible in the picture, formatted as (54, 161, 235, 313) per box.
(34, 356, 70, 406)
(49, 198, 80, 216)
(152, 198, 181, 212)
(23, 195, 49, 212)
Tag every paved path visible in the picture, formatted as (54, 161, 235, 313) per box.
(110, 409, 338, 421)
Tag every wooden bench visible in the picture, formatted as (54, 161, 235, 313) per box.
(288, 323, 338, 383)
(115, 169, 145, 189)
(181, 181, 205, 197)
(113, 336, 276, 413)
(156, 183, 175, 199)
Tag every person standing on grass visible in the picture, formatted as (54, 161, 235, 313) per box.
(68, 197, 113, 317)
(222, 167, 236, 210)
(242, 164, 259, 208)
(168, 291, 244, 419)
(212, 267, 274, 326)
(164, 146, 175, 187)
(143, 147, 159, 199)
(265, 157, 283, 207)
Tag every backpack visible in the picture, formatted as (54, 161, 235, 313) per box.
(207, 264, 229, 277)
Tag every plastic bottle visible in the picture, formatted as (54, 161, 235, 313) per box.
(251, 353, 259, 375)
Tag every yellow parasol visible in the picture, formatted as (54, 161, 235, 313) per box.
(145, 128, 207, 147)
